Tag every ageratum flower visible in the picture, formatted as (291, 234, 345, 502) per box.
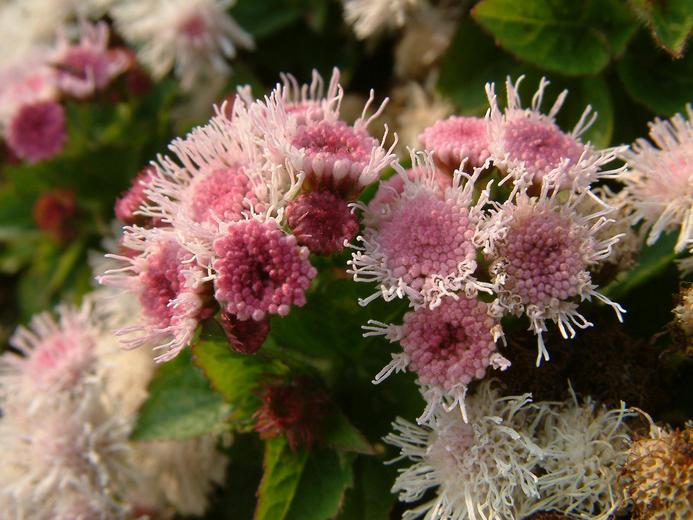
(0, 302, 98, 412)
(419, 115, 490, 172)
(385, 381, 546, 519)
(342, 0, 421, 39)
(254, 74, 396, 200)
(364, 294, 508, 424)
(620, 105, 693, 253)
(112, 0, 254, 90)
(50, 21, 130, 99)
(528, 394, 634, 519)
(485, 76, 624, 189)
(98, 227, 215, 362)
(350, 152, 492, 309)
(478, 174, 625, 365)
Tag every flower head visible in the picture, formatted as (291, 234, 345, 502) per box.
(254, 80, 395, 200)
(254, 377, 330, 450)
(112, 0, 254, 90)
(365, 294, 508, 423)
(528, 394, 633, 518)
(50, 21, 130, 98)
(419, 115, 490, 172)
(212, 218, 317, 321)
(98, 228, 214, 361)
(114, 166, 157, 225)
(621, 422, 693, 520)
(277, 67, 342, 126)
(478, 178, 625, 364)
(350, 152, 491, 308)
(385, 381, 545, 520)
(286, 190, 359, 255)
(6, 100, 66, 163)
(486, 76, 623, 189)
(1, 303, 98, 410)
(33, 188, 77, 242)
(620, 105, 693, 253)
(342, 0, 421, 39)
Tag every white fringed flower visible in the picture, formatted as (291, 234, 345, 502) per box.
(385, 381, 546, 520)
(350, 152, 492, 309)
(478, 174, 625, 365)
(0, 396, 132, 520)
(486, 76, 625, 189)
(342, 0, 422, 39)
(112, 0, 254, 90)
(526, 393, 634, 519)
(620, 105, 693, 253)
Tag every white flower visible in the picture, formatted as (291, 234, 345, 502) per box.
(385, 381, 546, 520)
(112, 0, 254, 90)
(526, 393, 634, 519)
(342, 0, 422, 39)
(620, 105, 693, 253)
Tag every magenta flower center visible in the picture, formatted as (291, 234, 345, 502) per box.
(419, 116, 490, 170)
(7, 100, 67, 163)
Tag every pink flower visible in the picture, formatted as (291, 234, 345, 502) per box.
(367, 164, 451, 225)
(253, 76, 396, 200)
(50, 22, 131, 99)
(115, 166, 156, 225)
(350, 152, 491, 308)
(286, 191, 359, 254)
(418, 116, 490, 172)
(478, 179, 625, 364)
(0, 56, 58, 125)
(212, 219, 317, 321)
(620, 105, 693, 253)
(485, 76, 623, 188)
(6, 100, 66, 163)
(364, 295, 508, 424)
(2, 304, 98, 407)
(278, 68, 342, 126)
(98, 228, 214, 361)
(140, 112, 277, 246)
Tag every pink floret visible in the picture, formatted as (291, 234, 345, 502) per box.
(6, 100, 66, 163)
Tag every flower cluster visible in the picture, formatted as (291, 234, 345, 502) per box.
(99, 68, 395, 361)
(0, 284, 229, 518)
(0, 20, 131, 163)
(385, 381, 634, 520)
(355, 77, 627, 423)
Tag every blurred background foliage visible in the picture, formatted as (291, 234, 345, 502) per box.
(0, 1, 691, 518)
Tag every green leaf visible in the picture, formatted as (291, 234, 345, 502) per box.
(130, 349, 231, 440)
(618, 31, 693, 116)
(323, 410, 374, 455)
(255, 437, 309, 520)
(472, 0, 638, 76)
(193, 320, 287, 426)
(339, 457, 397, 520)
(629, 0, 693, 57)
(285, 449, 354, 520)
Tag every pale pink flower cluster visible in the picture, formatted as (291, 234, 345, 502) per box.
(0, 21, 130, 163)
(0, 285, 231, 518)
(354, 77, 627, 423)
(101, 68, 395, 361)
